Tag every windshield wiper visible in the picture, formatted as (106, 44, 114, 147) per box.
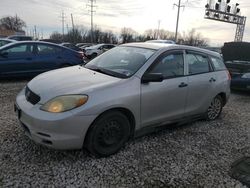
(86, 66, 127, 78)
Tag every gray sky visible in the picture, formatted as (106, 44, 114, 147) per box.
(1, 0, 250, 45)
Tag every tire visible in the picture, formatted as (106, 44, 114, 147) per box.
(85, 111, 131, 157)
(91, 53, 97, 59)
(206, 95, 223, 120)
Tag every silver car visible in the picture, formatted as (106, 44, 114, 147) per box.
(15, 43, 230, 157)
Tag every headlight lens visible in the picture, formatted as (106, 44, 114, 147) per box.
(241, 73, 250, 79)
(40, 95, 88, 113)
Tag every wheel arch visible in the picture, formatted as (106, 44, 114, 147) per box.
(217, 92, 227, 106)
(83, 107, 136, 147)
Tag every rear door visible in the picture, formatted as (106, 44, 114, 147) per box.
(0, 43, 35, 76)
(140, 50, 188, 127)
(185, 50, 217, 116)
(33, 44, 65, 73)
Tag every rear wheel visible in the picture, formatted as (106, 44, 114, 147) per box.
(85, 111, 131, 157)
(206, 95, 223, 120)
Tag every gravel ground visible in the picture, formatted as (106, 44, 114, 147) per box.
(0, 79, 249, 188)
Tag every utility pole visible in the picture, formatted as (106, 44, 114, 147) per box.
(71, 13, 75, 30)
(66, 24, 69, 33)
(60, 10, 66, 41)
(41, 29, 43, 39)
(174, 0, 185, 43)
(87, 0, 97, 43)
(34, 25, 37, 40)
(157, 20, 161, 39)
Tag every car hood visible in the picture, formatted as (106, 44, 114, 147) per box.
(27, 66, 121, 104)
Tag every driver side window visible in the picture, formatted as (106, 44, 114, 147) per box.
(150, 52, 184, 78)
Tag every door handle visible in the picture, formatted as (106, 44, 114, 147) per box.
(209, 78, 216, 82)
(179, 82, 188, 88)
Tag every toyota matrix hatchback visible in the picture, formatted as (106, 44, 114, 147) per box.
(15, 43, 230, 157)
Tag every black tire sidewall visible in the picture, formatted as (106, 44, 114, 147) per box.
(86, 111, 130, 157)
(92, 53, 97, 59)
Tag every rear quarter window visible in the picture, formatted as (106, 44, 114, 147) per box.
(210, 56, 226, 71)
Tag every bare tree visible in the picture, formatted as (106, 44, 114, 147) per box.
(0, 15, 26, 31)
(144, 29, 158, 40)
(50, 32, 63, 42)
(100, 30, 117, 44)
(144, 29, 175, 41)
(180, 29, 208, 47)
(120, 27, 137, 43)
(66, 27, 82, 43)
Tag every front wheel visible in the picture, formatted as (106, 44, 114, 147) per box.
(85, 111, 131, 157)
(206, 95, 223, 120)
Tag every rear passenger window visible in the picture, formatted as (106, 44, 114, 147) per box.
(210, 57, 226, 71)
(37, 44, 61, 55)
(186, 53, 210, 75)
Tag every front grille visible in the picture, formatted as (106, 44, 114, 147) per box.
(25, 87, 40, 105)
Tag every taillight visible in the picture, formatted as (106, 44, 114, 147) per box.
(227, 70, 231, 80)
(77, 52, 84, 59)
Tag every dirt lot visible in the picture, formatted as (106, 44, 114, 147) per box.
(0, 79, 249, 187)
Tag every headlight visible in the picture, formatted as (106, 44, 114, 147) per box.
(241, 73, 250, 79)
(40, 95, 88, 113)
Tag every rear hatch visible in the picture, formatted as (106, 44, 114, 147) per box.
(222, 42, 250, 77)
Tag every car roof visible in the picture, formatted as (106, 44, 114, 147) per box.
(0, 41, 77, 52)
(0, 38, 16, 42)
(121, 42, 221, 57)
(145, 39, 176, 44)
(7, 35, 32, 38)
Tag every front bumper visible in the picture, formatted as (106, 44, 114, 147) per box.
(15, 89, 97, 150)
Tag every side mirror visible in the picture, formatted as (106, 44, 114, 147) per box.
(141, 73, 164, 83)
(0, 52, 8, 58)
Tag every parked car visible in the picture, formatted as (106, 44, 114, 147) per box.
(225, 61, 250, 91)
(0, 39, 15, 47)
(0, 41, 84, 77)
(84, 43, 116, 59)
(222, 42, 250, 91)
(60, 42, 83, 52)
(7, 35, 33, 41)
(145, 39, 175, 44)
(15, 43, 230, 157)
(76, 43, 93, 48)
(79, 44, 95, 51)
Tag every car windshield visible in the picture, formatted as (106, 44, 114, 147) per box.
(85, 46, 156, 78)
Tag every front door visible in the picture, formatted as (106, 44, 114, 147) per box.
(141, 51, 188, 127)
(0, 43, 35, 77)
